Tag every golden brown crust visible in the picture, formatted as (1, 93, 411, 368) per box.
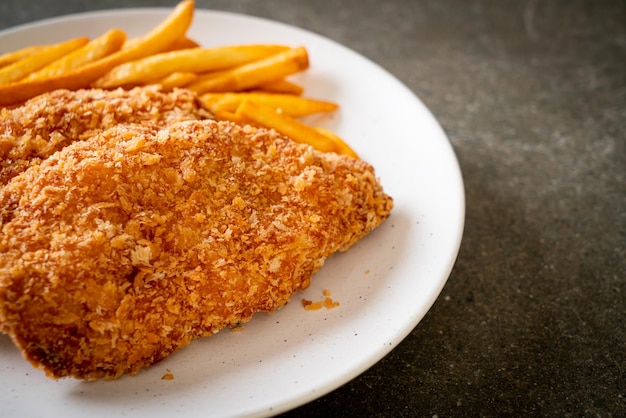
(0, 119, 392, 380)
(0, 86, 210, 185)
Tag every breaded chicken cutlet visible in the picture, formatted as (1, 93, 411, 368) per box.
(0, 86, 210, 185)
(0, 119, 393, 380)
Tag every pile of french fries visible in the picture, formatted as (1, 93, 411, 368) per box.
(0, 0, 357, 157)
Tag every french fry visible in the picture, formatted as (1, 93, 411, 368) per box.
(121, 34, 198, 52)
(200, 92, 338, 118)
(0, 45, 46, 68)
(162, 37, 201, 52)
(187, 46, 309, 94)
(0, 0, 357, 158)
(117, 0, 195, 59)
(26, 29, 126, 81)
(0, 37, 89, 84)
(315, 127, 358, 159)
(0, 0, 195, 106)
(255, 79, 304, 95)
(0, 67, 102, 106)
(210, 109, 251, 125)
(93, 45, 289, 89)
(149, 71, 198, 90)
(235, 99, 337, 153)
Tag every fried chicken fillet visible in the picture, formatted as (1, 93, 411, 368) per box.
(0, 120, 393, 380)
(0, 87, 210, 185)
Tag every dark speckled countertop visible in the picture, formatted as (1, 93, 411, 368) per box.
(1, 1, 624, 416)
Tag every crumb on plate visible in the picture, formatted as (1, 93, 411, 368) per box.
(302, 289, 340, 310)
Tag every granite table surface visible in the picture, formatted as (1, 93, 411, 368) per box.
(0, 0, 624, 417)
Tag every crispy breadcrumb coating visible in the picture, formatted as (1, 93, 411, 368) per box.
(0, 120, 392, 380)
(0, 87, 210, 185)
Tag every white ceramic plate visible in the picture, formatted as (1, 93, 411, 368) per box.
(0, 8, 464, 418)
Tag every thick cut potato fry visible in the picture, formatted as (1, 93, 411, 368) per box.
(0, 0, 353, 157)
(185, 69, 227, 84)
(255, 79, 304, 95)
(0, 37, 89, 84)
(0, 45, 46, 68)
(315, 127, 359, 159)
(150, 71, 198, 90)
(93, 45, 289, 89)
(200, 92, 338, 118)
(81, 0, 195, 79)
(210, 109, 251, 125)
(0, 0, 195, 106)
(117, 0, 195, 59)
(236, 99, 337, 153)
(162, 37, 200, 52)
(188, 46, 309, 94)
(26, 29, 126, 81)
(122, 34, 197, 52)
(0, 68, 102, 106)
